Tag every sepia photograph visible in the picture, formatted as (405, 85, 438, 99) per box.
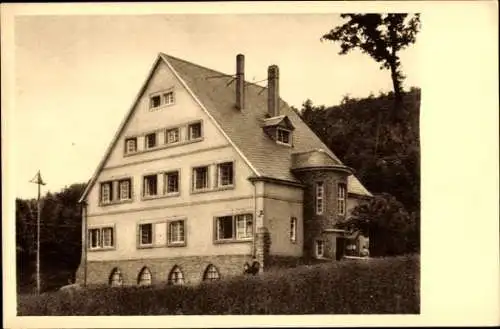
(2, 1, 498, 327)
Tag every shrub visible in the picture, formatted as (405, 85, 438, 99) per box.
(18, 255, 419, 315)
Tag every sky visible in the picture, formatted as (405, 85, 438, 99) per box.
(13, 13, 420, 199)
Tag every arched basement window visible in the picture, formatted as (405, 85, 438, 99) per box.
(203, 264, 220, 281)
(168, 265, 184, 285)
(137, 267, 152, 286)
(109, 268, 123, 287)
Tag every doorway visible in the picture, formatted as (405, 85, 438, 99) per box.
(335, 237, 346, 260)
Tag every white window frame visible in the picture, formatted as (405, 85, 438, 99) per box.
(290, 217, 297, 243)
(88, 226, 114, 250)
(168, 266, 185, 285)
(118, 179, 131, 201)
(165, 128, 180, 144)
(164, 171, 180, 195)
(215, 214, 253, 242)
(138, 267, 152, 286)
(316, 240, 324, 258)
(316, 182, 324, 215)
(168, 220, 185, 245)
(203, 264, 220, 281)
(125, 137, 137, 154)
(100, 182, 112, 204)
(143, 174, 158, 197)
(139, 223, 154, 247)
(188, 122, 203, 140)
(337, 183, 346, 216)
(164, 91, 175, 106)
(276, 128, 291, 145)
(192, 166, 209, 191)
(217, 162, 234, 187)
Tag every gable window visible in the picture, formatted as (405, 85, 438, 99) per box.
(164, 91, 175, 105)
(145, 133, 157, 149)
(138, 267, 152, 286)
(290, 217, 297, 243)
(168, 220, 185, 245)
(192, 166, 209, 191)
(276, 128, 291, 145)
(337, 183, 346, 216)
(100, 182, 113, 204)
(203, 264, 220, 281)
(139, 223, 153, 246)
(88, 226, 114, 250)
(217, 162, 234, 187)
(168, 266, 185, 285)
(125, 137, 137, 154)
(150, 95, 161, 109)
(215, 214, 253, 242)
(143, 175, 158, 197)
(316, 240, 325, 258)
(188, 122, 202, 140)
(316, 182, 324, 215)
(164, 171, 179, 194)
(109, 268, 123, 287)
(118, 179, 131, 200)
(165, 128, 180, 144)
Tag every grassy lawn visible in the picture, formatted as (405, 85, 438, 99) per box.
(18, 254, 419, 315)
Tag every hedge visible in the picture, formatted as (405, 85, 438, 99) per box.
(18, 254, 419, 315)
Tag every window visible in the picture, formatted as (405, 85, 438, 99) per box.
(217, 162, 234, 187)
(188, 122, 202, 140)
(192, 166, 209, 191)
(290, 217, 297, 243)
(88, 226, 114, 250)
(102, 227, 114, 248)
(164, 91, 175, 105)
(215, 214, 253, 242)
(164, 171, 179, 194)
(337, 183, 346, 216)
(139, 223, 153, 246)
(316, 240, 324, 258)
(277, 128, 291, 145)
(165, 128, 180, 144)
(138, 267, 152, 286)
(145, 133, 157, 149)
(168, 220, 185, 245)
(118, 179, 131, 200)
(235, 214, 253, 240)
(125, 138, 137, 154)
(143, 175, 158, 197)
(150, 95, 161, 108)
(100, 182, 113, 204)
(203, 264, 220, 281)
(109, 268, 123, 287)
(316, 182, 324, 215)
(168, 266, 184, 285)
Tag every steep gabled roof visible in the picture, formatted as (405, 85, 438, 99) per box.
(160, 53, 371, 197)
(80, 53, 371, 202)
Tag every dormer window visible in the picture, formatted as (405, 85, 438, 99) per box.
(149, 89, 175, 110)
(277, 128, 291, 145)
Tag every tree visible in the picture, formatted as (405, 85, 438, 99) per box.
(338, 193, 418, 256)
(321, 14, 420, 104)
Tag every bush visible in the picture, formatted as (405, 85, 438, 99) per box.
(18, 255, 419, 315)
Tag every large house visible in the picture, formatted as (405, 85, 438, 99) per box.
(75, 53, 372, 287)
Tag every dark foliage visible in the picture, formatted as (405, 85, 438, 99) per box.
(16, 183, 86, 293)
(18, 255, 419, 315)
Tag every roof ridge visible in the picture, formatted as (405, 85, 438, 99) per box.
(160, 52, 270, 90)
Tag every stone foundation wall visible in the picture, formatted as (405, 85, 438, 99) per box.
(76, 254, 254, 286)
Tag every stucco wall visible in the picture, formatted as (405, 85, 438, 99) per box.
(262, 182, 303, 257)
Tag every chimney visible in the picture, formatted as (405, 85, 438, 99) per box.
(267, 65, 279, 117)
(236, 54, 245, 110)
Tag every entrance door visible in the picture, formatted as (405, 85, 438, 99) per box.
(335, 237, 346, 260)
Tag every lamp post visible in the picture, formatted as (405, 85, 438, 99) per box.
(29, 170, 45, 295)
